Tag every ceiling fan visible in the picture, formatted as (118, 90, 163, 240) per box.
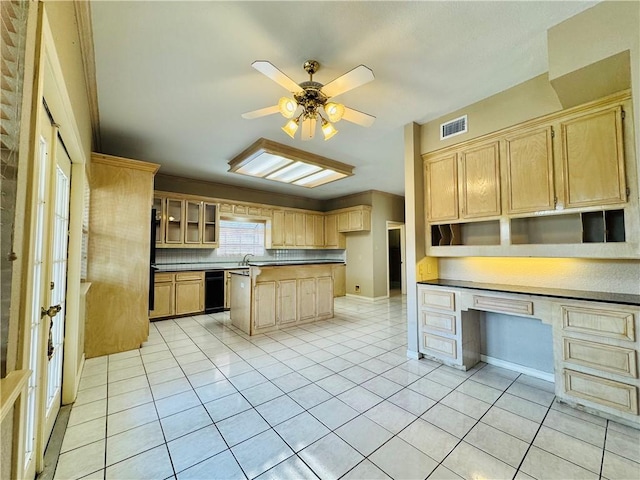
(241, 59, 375, 141)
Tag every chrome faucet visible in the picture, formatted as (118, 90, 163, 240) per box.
(241, 253, 254, 266)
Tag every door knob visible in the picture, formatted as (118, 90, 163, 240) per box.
(41, 304, 61, 318)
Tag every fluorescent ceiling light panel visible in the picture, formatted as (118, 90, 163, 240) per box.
(292, 169, 347, 187)
(266, 161, 322, 183)
(236, 152, 292, 177)
(228, 138, 354, 188)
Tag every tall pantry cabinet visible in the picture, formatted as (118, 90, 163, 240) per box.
(85, 153, 159, 357)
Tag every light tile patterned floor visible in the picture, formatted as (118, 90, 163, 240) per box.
(55, 294, 640, 480)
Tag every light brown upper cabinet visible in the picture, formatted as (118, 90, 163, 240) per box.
(336, 206, 372, 232)
(504, 126, 555, 214)
(165, 198, 184, 244)
(153, 196, 165, 246)
(421, 91, 637, 258)
(305, 214, 321, 247)
(324, 214, 346, 249)
(202, 202, 218, 245)
(271, 210, 284, 247)
(294, 213, 306, 246)
(560, 106, 626, 209)
(425, 153, 458, 222)
(184, 201, 203, 244)
(425, 141, 500, 221)
(459, 141, 501, 219)
(155, 193, 219, 248)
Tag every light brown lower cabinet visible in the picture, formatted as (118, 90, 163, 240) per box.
(150, 271, 204, 319)
(150, 273, 174, 319)
(230, 265, 335, 335)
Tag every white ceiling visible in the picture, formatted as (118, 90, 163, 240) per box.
(90, 1, 599, 200)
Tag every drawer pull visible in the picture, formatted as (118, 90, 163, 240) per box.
(563, 338, 637, 378)
(473, 295, 533, 315)
(563, 369, 638, 415)
(562, 305, 635, 341)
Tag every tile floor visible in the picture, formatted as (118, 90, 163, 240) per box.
(54, 295, 640, 480)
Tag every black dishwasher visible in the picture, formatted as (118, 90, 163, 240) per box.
(205, 271, 225, 313)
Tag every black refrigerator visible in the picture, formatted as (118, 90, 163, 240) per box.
(149, 208, 157, 310)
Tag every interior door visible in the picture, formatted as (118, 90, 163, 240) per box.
(42, 133, 71, 443)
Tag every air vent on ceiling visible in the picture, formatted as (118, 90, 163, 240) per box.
(440, 115, 467, 140)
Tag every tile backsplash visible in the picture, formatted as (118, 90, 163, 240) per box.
(156, 248, 345, 265)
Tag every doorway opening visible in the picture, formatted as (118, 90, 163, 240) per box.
(386, 222, 406, 297)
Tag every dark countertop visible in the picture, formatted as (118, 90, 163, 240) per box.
(155, 260, 344, 272)
(418, 279, 640, 306)
(155, 263, 248, 272)
(248, 260, 345, 267)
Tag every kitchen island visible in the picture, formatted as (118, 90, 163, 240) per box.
(230, 262, 339, 335)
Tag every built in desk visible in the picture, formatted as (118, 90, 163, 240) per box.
(417, 279, 640, 427)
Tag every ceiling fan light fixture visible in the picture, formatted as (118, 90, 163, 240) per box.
(324, 102, 345, 123)
(278, 97, 297, 118)
(300, 116, 316, 141)
(321, 120, 338, 141)
(281, 118, 299, 138)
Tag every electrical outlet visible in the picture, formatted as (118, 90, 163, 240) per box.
(355, 285, 360, 293)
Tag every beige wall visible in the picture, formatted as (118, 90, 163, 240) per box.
(324, 191, 373, 211)
(420, 74, 563, 154)
(415, 1, 640, 296)
(345, 232, 374, 297)
(548, 0, 640, 182)
(344, 191, 404, 299)
(371, 192, 405, 298)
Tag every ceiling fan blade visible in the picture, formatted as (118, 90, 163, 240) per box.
(321, 65, 374, 98)
(341, 107, 376, 127)
(300, 116, 316, 141)
(251, 61, 304, 94)
(241, 105, 280, 119)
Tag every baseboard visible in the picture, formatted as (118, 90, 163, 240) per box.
(345, 293, 389, 301)
(480, 355, 555, 383)
(406, 350, 422, 360)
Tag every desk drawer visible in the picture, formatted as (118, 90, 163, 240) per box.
(422, 333, 457, 359)
(419, 288, 455, 311)
(563, 369, 638, 415)
(421, 311, 456, 335)
(561, 305, 635, 341)
(563, 338, 637, 378)
(473, 295, 533, 315)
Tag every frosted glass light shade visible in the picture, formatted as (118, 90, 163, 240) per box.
(281, 118, 299, 138)
(324, 102, 345, 123)
(322, 121, 338, 140)
(278, 97, 297, 118)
